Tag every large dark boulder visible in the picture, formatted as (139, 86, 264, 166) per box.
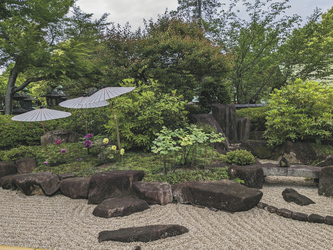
(282, 188, 315, 206)
(15, 158, 36, 174)
(0, 174, 17, 189)
(93, 197, 149, 218)
(173, 180, 263, 212)
(132, 181, 173, 205)
(0, 162, 17, 179)
(60, 177, 90, 199)
(191, 113, 229, 151)
(228, 165, 264, 189)
(319, 166, 333, 197)
(41, 129, 83, 146)
(316, 155, 333, 167)
(88, 170, 145, 204)
(13, 172, 60, 196)
(98, 224, 189, 243)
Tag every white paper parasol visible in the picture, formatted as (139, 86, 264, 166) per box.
(80, 87, 135, 104)
(12, 108, 71, 122)
(59, 97, 109, 134)
(12, 107, 71, 149)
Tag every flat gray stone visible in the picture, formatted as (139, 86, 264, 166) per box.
(93, 197, 149, 218)
(98, 224, 189, 243)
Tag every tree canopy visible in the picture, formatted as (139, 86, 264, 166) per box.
(0, 0, 109, 114)
(99, 14, 233, 102)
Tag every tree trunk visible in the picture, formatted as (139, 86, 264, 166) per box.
(5, 64, 19, 115)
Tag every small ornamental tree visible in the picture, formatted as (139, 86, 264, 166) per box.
(264, 79, 333, 147)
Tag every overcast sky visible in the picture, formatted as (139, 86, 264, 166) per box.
(76, 0, 332, 30)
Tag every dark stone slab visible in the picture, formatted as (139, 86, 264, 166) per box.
(292, 212, 308, 221)
(13, 172, 60, 196)
(325, 216, 333, 225)
(282, 188, 315, 206)
(237, 117, 250, 142)
(98, 224, 189, 243)
(88, 170, 145, 204)
(308, 214, 325, 223)
(228, 165, 264, 189)
(15, 158, 36, 174)
(60, 177, 90, 199)
(276, 208, 293, 218)
(93, 197, 149, 218)
(319, 166, 333, 197)
(265, 206, 278, 213)
(257, 202, 268, 209)
(0, 162, 17, 179)
(173, 179, 263, 212)
(0, 174, 17, 189)
(132, 181, 173, 205)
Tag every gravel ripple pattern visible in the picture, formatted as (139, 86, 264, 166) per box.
(1, 177, 333, 250)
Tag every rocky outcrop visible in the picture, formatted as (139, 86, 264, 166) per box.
(88, 170, 145, 204)
(0, 174, 16, 189)
(98, 224, 189, 243)
(228, 165, 264, 189)
(0, 162, 17, 179)
(173, 180, 263, 212)
(15, 158, 36, 174)
(93, 197, 149, 218)
(41, 129, 83, 146)
(318, 166, 333, 197)
(13, 172, 60, 196)
(60, 177, 90, 199)
(132, 181, 173, 205)
(191, 113, 229, 151)
(282, 188, 315, 206)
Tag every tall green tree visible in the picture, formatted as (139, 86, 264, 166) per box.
(277, 7, 333, 83)
(0, 0, 109, 114)
(215, 0, 301, 103)
(100, 14, 233, 102)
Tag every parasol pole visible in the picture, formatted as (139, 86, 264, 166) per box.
(110, 102, 121, 151)
(85, 108, 88, 135)
(42, 122, 47, 151)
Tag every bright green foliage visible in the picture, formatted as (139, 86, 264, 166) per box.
(152, 124, 225, 173)
(264, 79, 333, 147)
(104, 79, 189, 150)
(236, 106, 269, 131)
(226, 149, 255, 165)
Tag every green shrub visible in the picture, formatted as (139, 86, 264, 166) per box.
(264, 79, 333, 147)
(143, 167, 229, 184)
(0, 115, 48, 150)
(236, 106, 269, 131)
(104, 79, 189, 150)
(226, 149, 255, 165)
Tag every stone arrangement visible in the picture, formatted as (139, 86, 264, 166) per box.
(0, 158, 264, 243)
(257, 202, 333, 225)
